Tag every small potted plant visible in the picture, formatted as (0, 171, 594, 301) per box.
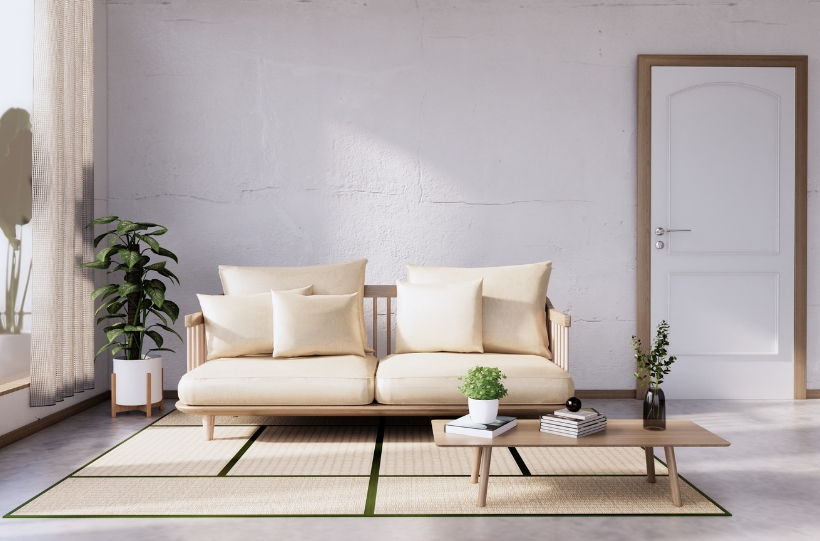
(632, 320, 676, 430)
(81, 217, 181, 416)
(458, 366, 509, 424)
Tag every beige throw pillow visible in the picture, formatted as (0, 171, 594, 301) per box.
(272, 291, 365, 358)
(218, 259, 372, 353)
(406, 262, 552, 357)
(197, 285, 312, 360)
(395, 279, 484, 354)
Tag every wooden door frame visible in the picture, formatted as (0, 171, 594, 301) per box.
(636, 55, 808, 400)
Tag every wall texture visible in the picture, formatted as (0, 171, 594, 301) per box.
(106, 0, 820, 392)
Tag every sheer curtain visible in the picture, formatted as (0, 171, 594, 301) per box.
(30, 0, 95, 406)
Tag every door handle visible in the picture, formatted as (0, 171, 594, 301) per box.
(655, 227, 691, 236)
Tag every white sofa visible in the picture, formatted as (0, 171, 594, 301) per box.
(176, 262, 574, 440)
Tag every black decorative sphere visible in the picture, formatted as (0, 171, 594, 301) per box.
(565, 397, 582, 412)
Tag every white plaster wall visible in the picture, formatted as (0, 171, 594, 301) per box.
(105, 0, 820, 392)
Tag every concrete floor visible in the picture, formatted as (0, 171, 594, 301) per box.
(0, 398, 818, 541)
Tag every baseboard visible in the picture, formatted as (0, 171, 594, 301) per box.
(0, 391, 111, 450)
(163, 390, 178, 399)
(575, 390, 636, 399)
(807, 390, 820, 399)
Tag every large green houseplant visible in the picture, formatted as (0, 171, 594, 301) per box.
(81, 216, 181, 361)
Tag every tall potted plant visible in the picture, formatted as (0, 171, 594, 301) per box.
(458, 366, 509, 424)
(0, 108, 33, 383)
(82, 216, 180, 415)
(632, 320, 676, 430)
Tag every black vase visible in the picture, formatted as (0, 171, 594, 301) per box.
(643, 386, 666, 430)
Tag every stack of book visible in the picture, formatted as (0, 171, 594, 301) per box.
(540, 408, 606, 438)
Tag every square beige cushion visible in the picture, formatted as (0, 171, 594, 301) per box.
(218, 259, 372, 353)
(178, 355, 377, 406)
(272, 291, 365, 358)
(406, 262, 552, 358)
(375, 353, 573, 405)
(395, 279, 483, 354)
(197, 285, 311, 360)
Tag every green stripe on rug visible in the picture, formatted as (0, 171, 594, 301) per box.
(508, 447, 531, 476)
(363, 417, 385, 515)
(217, 426, 266, 477)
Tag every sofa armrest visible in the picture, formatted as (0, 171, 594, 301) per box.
(184, 312, 207, 371)
(545, 298, 570, 372)
(185, 312, 204, 327)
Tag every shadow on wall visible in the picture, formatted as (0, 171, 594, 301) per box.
(0, 107, 33, 334)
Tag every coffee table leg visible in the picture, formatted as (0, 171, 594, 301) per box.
(645, 447, 656, 483)
(477, 446, 492, 507)
(471, 447, 482, 484)
(664, 446, 682, 507)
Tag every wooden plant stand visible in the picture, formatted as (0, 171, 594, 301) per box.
(111, 369, 164, 418)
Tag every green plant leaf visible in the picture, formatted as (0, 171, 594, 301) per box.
(118, 282, 139, 297)
(145, 261, 166, 271)
(159, 300, 179, 322)
(97, 314, 125, 325)
(93, 230, 117, 248)
(154, 323, 182, 342)
(89, 216, 119, 226)
(146, 347, 175, 354)
(136, 255, 151, 268)
(106, 300, 124, 315)
(146, 225, 168, 236)
(148, 308, 168, 326)
(91, 284, 118, 301)
(144, 280, 165, 308)
(118, 249, 141, 269)
(152, 246, 178, 263)
(136, 233, 160, 252)
(123, 325, 146, 332)
(145, 330, 163, 348)
(110, 344, 125, 357)
(80, 260, 110, 270)
(106, 328, 126, 342)
(116, 220, 143, 235)
(156, 267, 180, 284)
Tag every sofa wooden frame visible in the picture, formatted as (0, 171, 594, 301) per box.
(176, 285, 572, 439)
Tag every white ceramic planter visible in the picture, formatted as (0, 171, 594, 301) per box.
(0, 331, 31, 384)
(468, 398, 499, 424)
(113, 356, 162, 406)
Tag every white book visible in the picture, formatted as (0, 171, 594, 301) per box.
(540, 424, 606, 436)
(444, 416, 517, 439)
(551, 408, 600, 421)
(541, 413, 605, 426)
(540, 421, 607, 433)
(540, 425, 606, 438)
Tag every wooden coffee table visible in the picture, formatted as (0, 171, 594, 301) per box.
(432, 419, 730, 507)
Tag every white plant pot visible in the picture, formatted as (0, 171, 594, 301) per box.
(468, 398, 499, 424)
(113, 356, 162, 406)
(0, 331, 31, 384)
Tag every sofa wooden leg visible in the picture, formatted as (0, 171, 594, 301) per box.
(203, 415, 215, 441)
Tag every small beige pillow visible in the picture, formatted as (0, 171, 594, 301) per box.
(272, 291, 365, 358)
(406, 262, 552, 357)
(395, 279, 484, 354)
(197, 285, 312, 360)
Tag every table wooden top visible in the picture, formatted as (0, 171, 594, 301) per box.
(432, 419, 730, 448)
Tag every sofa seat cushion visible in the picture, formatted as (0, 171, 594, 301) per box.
(178, 355, 376, 406)
(375, 353, 573, 405)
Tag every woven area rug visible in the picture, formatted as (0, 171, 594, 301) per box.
(5, 410, 730, 517)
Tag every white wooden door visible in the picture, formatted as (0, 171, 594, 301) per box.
(651, 66, 795, 399)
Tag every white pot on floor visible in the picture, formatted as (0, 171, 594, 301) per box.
(468, 398, 499, 424)
(113, 356, 162, 406)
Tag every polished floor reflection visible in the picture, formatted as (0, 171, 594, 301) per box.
(1, 398, 819, 540)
